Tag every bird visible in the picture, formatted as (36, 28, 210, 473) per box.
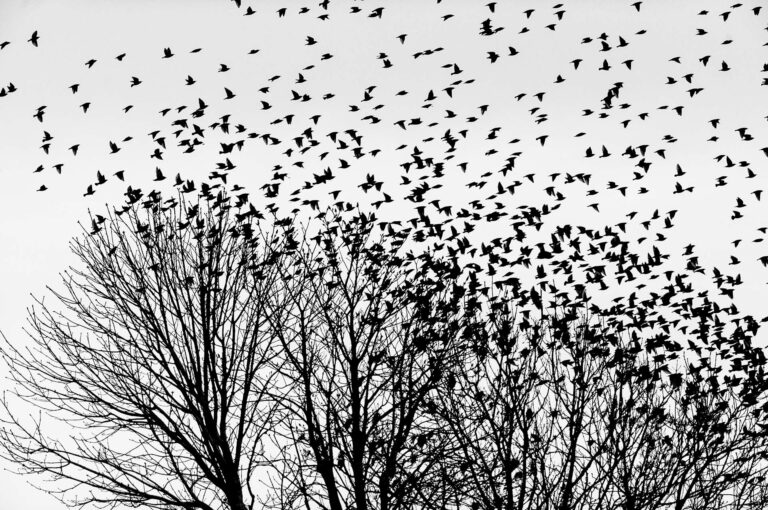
(28, 31, 39, 47)
(33, 107, 46, 123)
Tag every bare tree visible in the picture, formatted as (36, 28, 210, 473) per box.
(434, 290, 768, 510)
(261, 213, 467, 510)
(4, 186, 768, 510)
(0, 191, 283, 510)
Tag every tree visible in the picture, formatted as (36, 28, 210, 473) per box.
(261, 212, 468, 510)
(0, 191, 284, 510)
(433, 287, 768, 510)
(4, 186, 768, 510)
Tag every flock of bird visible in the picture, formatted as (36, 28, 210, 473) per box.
(1, 1, 768, 368)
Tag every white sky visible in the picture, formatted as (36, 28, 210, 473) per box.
(0, 0, 767, 508)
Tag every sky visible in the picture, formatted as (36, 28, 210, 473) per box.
(0, 0, 767, 508)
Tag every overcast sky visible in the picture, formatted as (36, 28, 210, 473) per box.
(0, 1, 767, 508)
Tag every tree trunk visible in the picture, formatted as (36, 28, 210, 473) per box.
(229, 501, 248, 510)
(226, 491, 248, 510)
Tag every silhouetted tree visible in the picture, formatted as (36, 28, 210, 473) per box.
(261, 213, 468, 510)
(4, 187, 768, 510)
(433, 289, 768, 510)
(0, 191, 284, 510)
